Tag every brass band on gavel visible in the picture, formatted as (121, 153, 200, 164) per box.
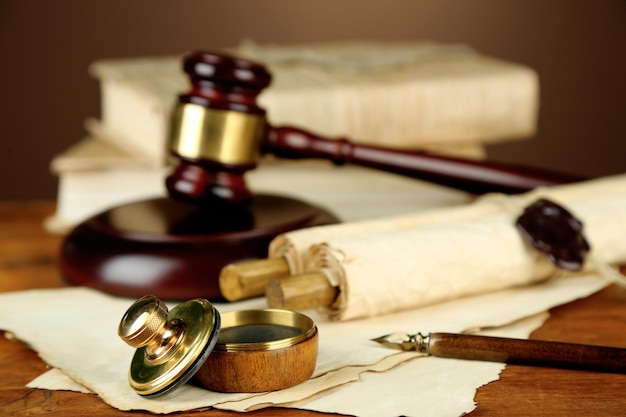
(169, 103, 266, 165)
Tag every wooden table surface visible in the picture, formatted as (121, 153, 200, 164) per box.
(2, 201, 626, 416)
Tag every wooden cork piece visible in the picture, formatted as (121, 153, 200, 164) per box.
(194, 309, 318, 393)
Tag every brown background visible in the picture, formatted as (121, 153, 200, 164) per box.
(1, 0, 624, 200)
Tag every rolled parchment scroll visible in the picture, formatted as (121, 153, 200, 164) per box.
(221, 174, 626, 301)
(271, 174, 626, 273)
(272, 175, 626, 320)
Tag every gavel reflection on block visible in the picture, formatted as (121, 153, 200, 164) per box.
(60, 50, 584, 301)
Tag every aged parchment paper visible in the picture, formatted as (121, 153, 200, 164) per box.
(0, 275, 606, 416)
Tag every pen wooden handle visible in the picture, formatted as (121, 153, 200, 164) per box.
(429, 332, 626, 373)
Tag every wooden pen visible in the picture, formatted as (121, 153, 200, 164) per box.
(372, 331, 626, 373)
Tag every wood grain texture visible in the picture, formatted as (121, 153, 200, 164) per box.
(429, 332, 626, 373)
(196, 330, 318, 393)
(266, 126, 584, 195)
(2, 201, 626, 416)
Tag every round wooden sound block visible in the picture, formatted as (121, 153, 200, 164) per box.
(60, 194, 338, 300)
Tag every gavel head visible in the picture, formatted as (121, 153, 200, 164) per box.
(166, 51, 272, 205)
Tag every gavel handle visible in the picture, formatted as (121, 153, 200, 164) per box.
(265, 126, 586, 195)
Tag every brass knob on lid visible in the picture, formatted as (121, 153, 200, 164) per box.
(118, 295, 169, 349)
(118, 295, 220, 397)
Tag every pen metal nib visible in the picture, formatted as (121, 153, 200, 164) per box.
(372, 332, 429, 352)
(372, 332, 416, 350)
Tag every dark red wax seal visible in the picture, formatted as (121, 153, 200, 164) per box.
(515, 198, 590, 271)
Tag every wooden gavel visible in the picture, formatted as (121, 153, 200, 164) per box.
(161, 50, 587, 302)
(166, 50, 583, 207)
(60, 50, 586, 302)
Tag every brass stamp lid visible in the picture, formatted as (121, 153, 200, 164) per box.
(118, 295, 220, 397)
(119, 296, 318, 396)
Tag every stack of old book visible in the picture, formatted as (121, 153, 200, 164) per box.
(45, 40, 540, 233)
